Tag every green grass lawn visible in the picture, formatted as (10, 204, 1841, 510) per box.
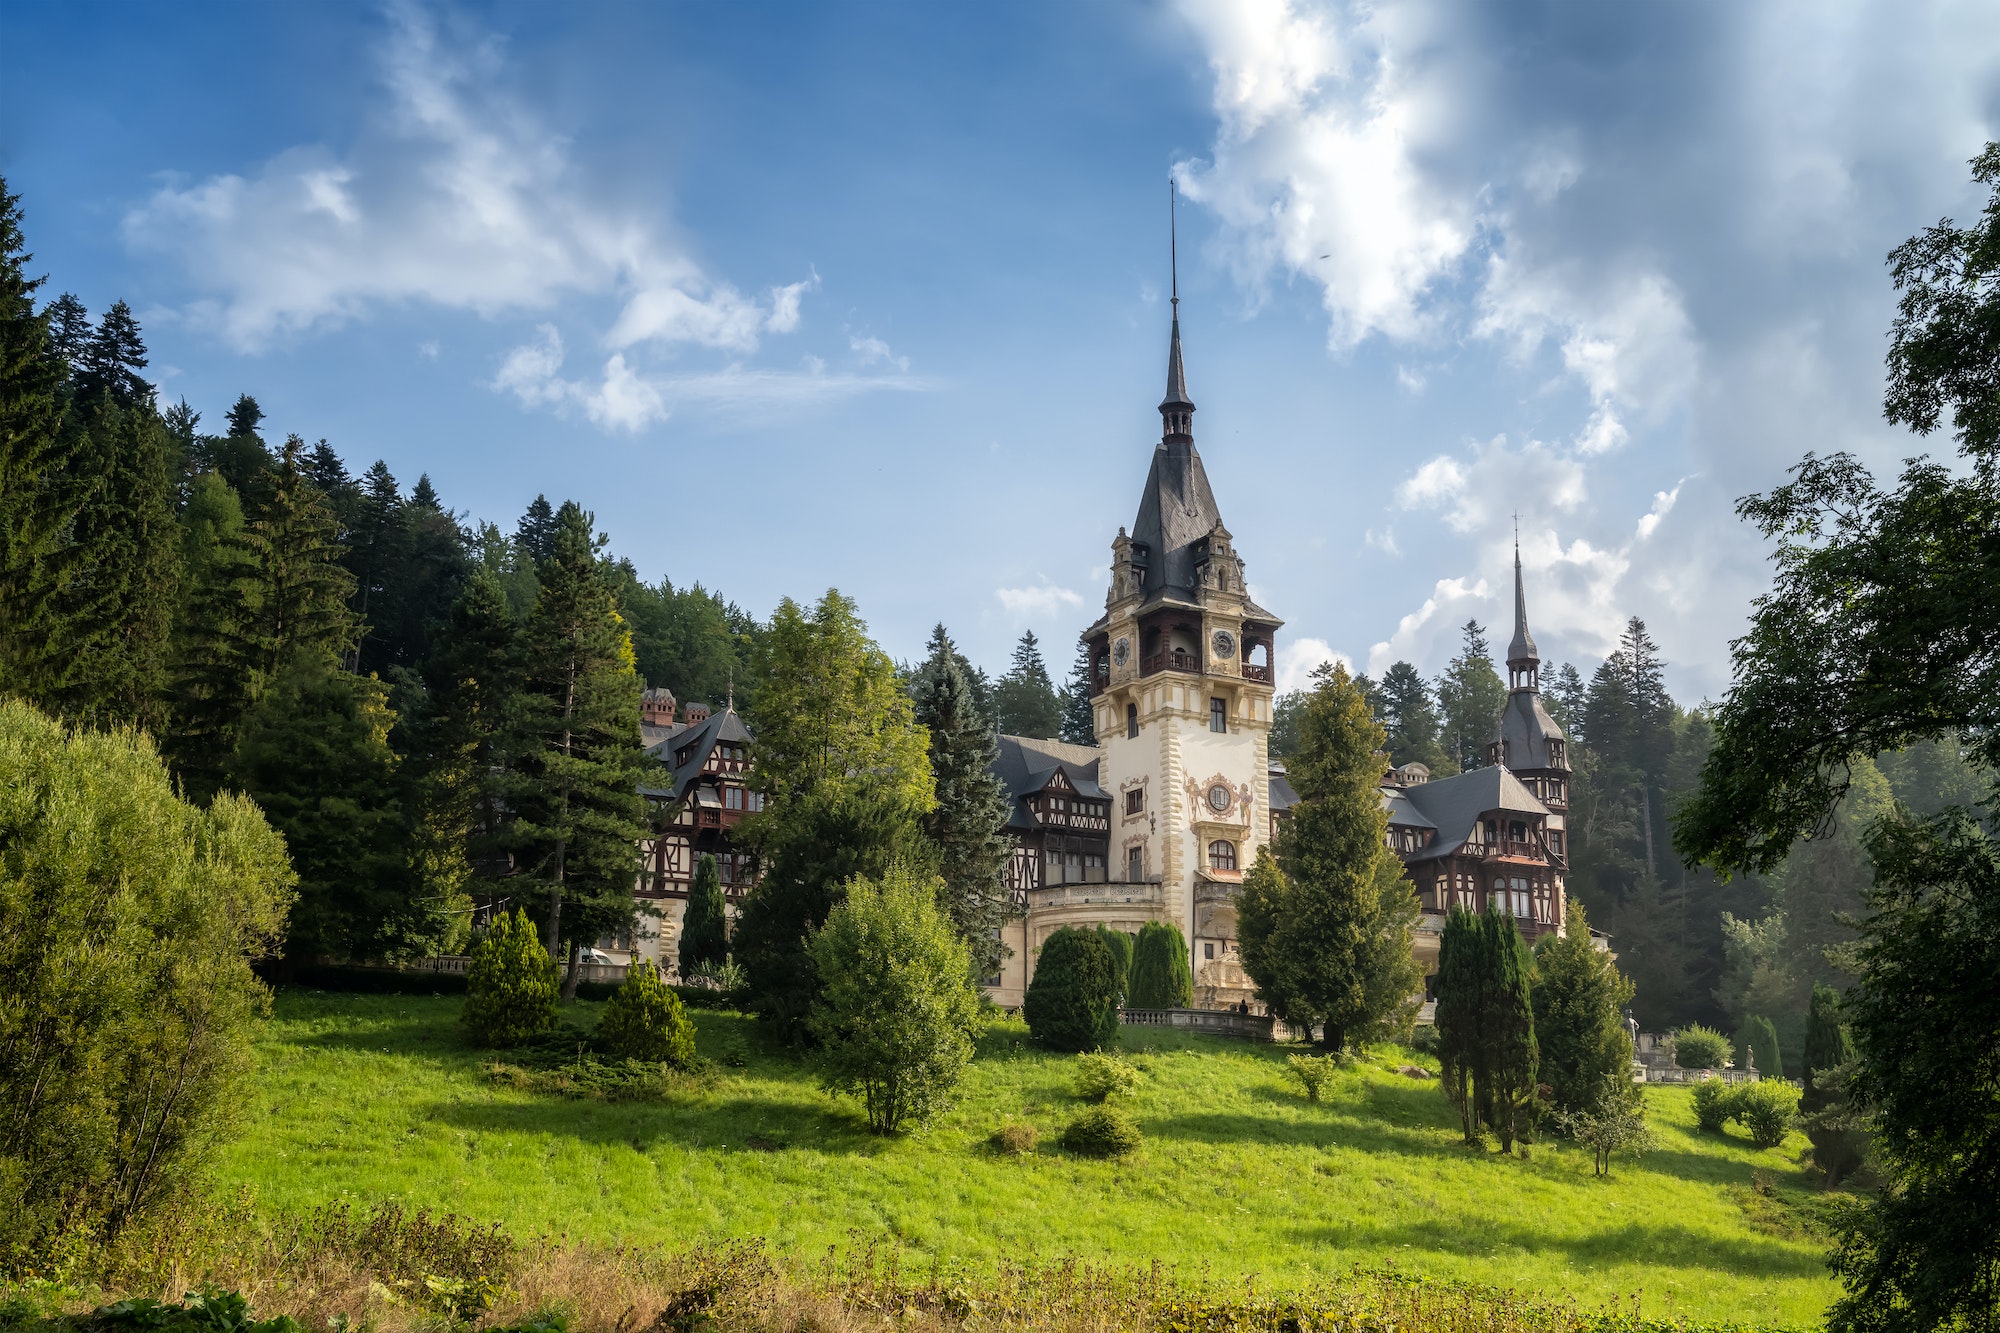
(222, 991, 1841, 1326)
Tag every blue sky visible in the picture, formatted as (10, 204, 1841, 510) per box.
(6, 1, 1998, 700)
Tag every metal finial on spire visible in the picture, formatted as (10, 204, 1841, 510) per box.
(1170, 178, 1179, 310)
(1160, 178, 1194, 429)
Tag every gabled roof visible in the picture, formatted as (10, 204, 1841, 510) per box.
(1382, 787, 1438, 830)
(1394, 764, 1550, 863)
(643, 706, 752, 800)
(991, 735, 1106, 831)
(1269, 764, 1299, 815)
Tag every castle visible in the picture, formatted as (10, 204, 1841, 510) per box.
(625, 288, 1578, 1010)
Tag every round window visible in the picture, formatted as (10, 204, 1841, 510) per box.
(1207, 783, 1232, 813)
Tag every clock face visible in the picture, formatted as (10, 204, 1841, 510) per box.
(1207, 783, 1232, 813)
(1211, 629, 1236, 659)
(1112, 637, 1131, 667)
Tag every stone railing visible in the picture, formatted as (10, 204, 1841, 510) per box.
(1121, 1007, 1277, 1042)
(1633, 1065, 1800, 1088)
(414, 954, 631, 985)
(1031, 882, 1165, 909)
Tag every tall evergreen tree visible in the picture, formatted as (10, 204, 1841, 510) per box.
(1531, 900, 1634, 1118)
(616, 571, 758, 713)
(1376, 659, 1454, 774)
(906, 621, 996, 729)
(993, 629, 1062, 739)
(1543, 661, 1587, 735)
(678, 853, 730, 978)
(43, 292, 87, 368)
(514, 501, 647, 998)
(224, 394, 264, 439)
(1127, 920, 1194, 1009)
(348, 460, 403, 671)
(0, 179, 84, 704)
(1478, 909, 1537, 1152)
(1059, 638, 1096, 745)
(1433, 906, 1486, 1143)
(515, 494, 558, 565)
(1237, 663, 1420, 1051)
(73, 300, 149, 406)
(204, 395, 271, 496)
(912, 625, 1015, 979)
(1436, 620, 1507, 771)
(240, 437, 358, 680)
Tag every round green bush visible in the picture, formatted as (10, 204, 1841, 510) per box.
(1127, 921, 1194, 1009)
(1023, 927, 1121, 1052)
(1692, 1076, 1736, 1133)
(597, 958, 697, 1068)
(462, 909, 560, 1047)
(1736, 1079, 1801, 1149)
(1673, 1024, 1732, 1070)
(1059, 1105, 1142, 1157)
(1073, 1051, 1141, 1102)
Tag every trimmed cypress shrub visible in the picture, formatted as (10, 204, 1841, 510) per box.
(1127, 921, 1194, 1009)
(1741, 1014, 1784, 1080)
(677, 853, 729, 979)
(1802, 983, 1855, 1103)
(1094, 925, 1134, 1003)
(1023, 926, 1120, 1052)
(461, 909, 560, 1046)
(597, 957, 697, 1067)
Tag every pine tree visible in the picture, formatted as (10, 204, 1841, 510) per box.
(206, 395, 272, 496)
(1377, 659, 1454, 774)
(1532, 899, 1635, 1118)
(515, 501, 647, 998)
(224, 394, 264, 439)
(993, 629, 1063, 738)
(906, 621, 996, 729)
(73, 300, 149, 406)
(1059, 638, 1096, 744)
(349, 460, 403, 670)
(241, 437, 358, 679)
(1127, 920, 1193, 1008)
(0, 179, 84, 704)
(43, 292, 88, 369)
(229, 653, 412, 960)
(515, 494, 558, 565)
(1437, 620, 1507, 771)
(678, 853, 730, 978)
(461, 908, 560, 1047)
(597, 958, 697, 1067)
(1238, 663, 1419, 1051)
(913, 625, 1014, 979)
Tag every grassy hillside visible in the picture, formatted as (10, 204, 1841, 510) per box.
(222, 991, 1841, 1325)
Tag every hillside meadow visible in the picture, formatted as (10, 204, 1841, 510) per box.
(216, 991, 1842, 1326)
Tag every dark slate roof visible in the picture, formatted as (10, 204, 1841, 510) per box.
(643, 707, 752, 800)
(1395, 765, 1550, 863)
(1130, 439, 1223, 606)
(1268, 764, 1299, 815)
(991, 735, 1106, 831)
(1162, 313, 1193, 410)
(1382, 787, 1437, 830)
(1491, 689, 1570, 772)
(1507, 549, 1539, 666)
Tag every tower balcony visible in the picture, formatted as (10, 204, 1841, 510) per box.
(1141, 648, 1203, 676)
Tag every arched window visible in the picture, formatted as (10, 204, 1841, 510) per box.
(1125, 703, 1139, 739)
(1208, 840, 1238, 872)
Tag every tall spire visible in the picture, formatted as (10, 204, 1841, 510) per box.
(1160, 179, 1195, 441)
(1506, 532, 1540, 690)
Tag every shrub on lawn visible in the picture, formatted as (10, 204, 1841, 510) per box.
(989, 1121, 1039, 1155)
(1284, 1053, 1339, 1102)
(0, 700, 295, 1255)
(596, 958, 697, 1067)
(1094, 925, 1134, 1003)
(1127, 921, 1194, 1009)
(1673, 1024, 1732, 1070)
(1060, 1106, 1142, 1158)
(1736, 1079, 1800, 1149)
(1073, 1051, 1141, 1102)
(1552, 1081, 1654, 1177)
(1693, 1076, 1736, 1132)
(806, 864, 981, 1134)
(462, 909, 561, 1047)
(1023, 926, 1121, 1052)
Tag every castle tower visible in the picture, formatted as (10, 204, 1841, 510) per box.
(1489, 544, 1572, 907)
(1080, 274, 1284, 1000)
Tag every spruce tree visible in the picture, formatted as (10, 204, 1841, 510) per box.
(1531, 899, 1634, 1118)
(224, 394, 264, 439)
(515, 501, 647, 998)
(678, 853, 730, 978)
(1127, 921, 1193, 1009)
(1059, 638, 1096, 744)
(240, 437, 358, 680)
(0, 179, 83, 704)
(349, 460, 403, 670)
(1543, 661, 1587, 735)
(165, 478, 261, 801)
(1377, 660, 1454, 774)
(229, 653, 414, 960)
(208, 395, 272, 495)
(73, 300, 149, 406)
(912, 625, 1014, 979)
(1437, 620, 1507, 771)
(515, 493, 558, 565)
(907, 621, 996, 729)
(43, 292, 88, 368)
(1237, 663, 1420, 1052)
(993, 629, 1063, 738)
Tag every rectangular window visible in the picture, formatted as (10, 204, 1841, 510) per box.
(1126, 704, 1139, 739)
(1549, 830, 1563, 855)
(1204, 941, 1216, 960)
(725, 786, 744, 810)
(1125, 788, 1145, 815)
(1127, 846, 1143, 882)
(1084, 854, 1106, 883)
(1210, 698, 1227, 733)
(1065, 851, 1084, 883)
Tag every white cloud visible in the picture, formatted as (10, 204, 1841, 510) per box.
(1364, 526, 1400, 556)
(995, 584, 1087, 619)
(1173, 0, 1475, 348)
(1366, 575, 1489, 676)
(125, 2, 823, 378)
(1277, 636, 1352, 692)
(849, 334, 911, 372)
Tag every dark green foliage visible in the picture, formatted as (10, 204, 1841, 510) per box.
(1531, 901, 1636, 1118)
(1803, 1058, 1870, 1188)
(1803, 983, 1855, 1101)
(44, 291, 88, 366)
(912, 625, 1014, 979)
(1433, 904, 1537, 1151)
(87, 1289, 302, 1333)
(1739, 1014, 1783, 1080)
(1059, 1105, 1142, 1157)
(224, 394, 264, 440)
(513, 502, 646, 997)
(228, 654, 420, 961)
(1692, 1077, 1734, 1133)
(1059, 638, 1096, 745)
(1269, 688, 1306, 760)
(1375, 660, 1454, 774)
(1735, 1080, 1800, 1149)
(1094, 925, 1133, 1002)
(596, 959, 697, 1068)
(462, 909, 559, 1047)
(678, 854, 730, 978)
(613, 568, 759, 715)
(1552, 1081, 1654, 1177)
(993, 629, 1062, 739)
(1673, 1024, 1732, 1070)
(734, 784, 926, 1042)
(1127, 920, 1193, 1009)
(0, 698, 295, 1255)
(1022, 926, 1120, 1052)
(1436, 621, 1506, 772)
(73, 299, 150, 406)
(514, 494, 557, 565)
(1238, 663, 1420, 1052)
